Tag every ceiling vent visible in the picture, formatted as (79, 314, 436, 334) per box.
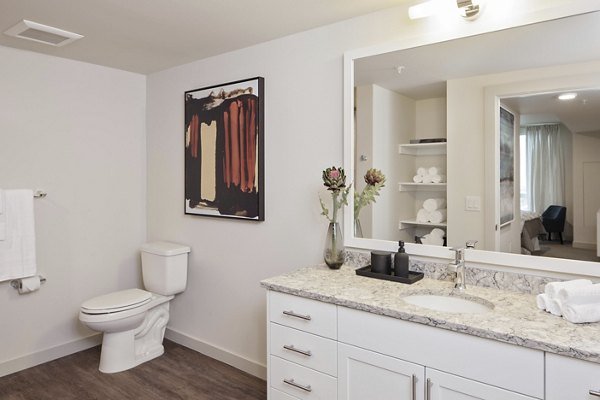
(4, 20, 83, 47)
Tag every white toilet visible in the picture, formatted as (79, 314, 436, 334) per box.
(79, 241, 190, 373)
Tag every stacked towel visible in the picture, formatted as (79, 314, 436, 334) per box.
(423, 198, 446, 212)
(420, 228, 445, 246)
(415, 198, 447, 224)
(413, 167, 446, 184)
(536, 279, 600, 323)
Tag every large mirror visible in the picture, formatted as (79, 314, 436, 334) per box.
(345, 11, 600, 268)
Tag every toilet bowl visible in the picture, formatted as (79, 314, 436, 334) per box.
(79, 242, 190, 373)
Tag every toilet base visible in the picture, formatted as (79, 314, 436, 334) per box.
(98, 298, 171, 373)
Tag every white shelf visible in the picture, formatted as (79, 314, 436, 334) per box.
(398, 142, 447, 156)
(399, 182, 447, 192)
(399, 219, 447, 230)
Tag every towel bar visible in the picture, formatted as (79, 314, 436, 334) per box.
(9, 276, 46, 290)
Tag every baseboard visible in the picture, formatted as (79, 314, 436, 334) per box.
(0, 334, 102, 378)
(165, 327, 266, 380)
(573, 241, 596, 250)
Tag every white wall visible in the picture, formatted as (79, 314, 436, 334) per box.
(573, 132, 600, 249)
(147, 1, 600, 377)
(355, 85, 374, 238)
(0, 46, 146, 375)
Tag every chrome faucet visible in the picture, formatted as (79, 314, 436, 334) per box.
(449, 247, 466, 291)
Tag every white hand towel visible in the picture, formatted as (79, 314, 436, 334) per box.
(430, 228, 445, 238)
(546, 298, 563, 316)
(0, 189, 5, 241)
(561, 302, 600, 324)
(558, 283, 600, 305)
(428, 166, 443, 176)
(544, 279, 592, 299)
(417, 167, 427, 176)
(430, 174, 446, 183)
(416, 208, 429, 223)
(421, 233, 444, 246)
(0, 189, 37, 281)
(423, 198, 446, 212)
(428, 209, 447, 224)
(536, 293, 548, 310)
(413, 175, 424, 183)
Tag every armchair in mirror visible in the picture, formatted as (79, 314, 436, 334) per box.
(344, 11, 600, 269)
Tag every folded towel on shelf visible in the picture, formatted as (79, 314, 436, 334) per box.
(421, 228, 445, 246)
(561, 302, 600, 324)
(423, 198, 446, 212)
(558, 283, 600, 305)
(430, 228, 445, 238)
(413, 175, 424, 183)
(416, 208, 429, 223)
(0, 189, 37, 281)
(545, 279, 592, 298)
(417, 167, 427, 176)
(428, 166, 443, 176)
(428, 209, 447, 224)
(430, 174, 446, 183)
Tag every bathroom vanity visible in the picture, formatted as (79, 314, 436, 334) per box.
(262, 265, 600, 400)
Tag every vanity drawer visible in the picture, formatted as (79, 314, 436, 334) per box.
(270, 355, 337, 400)
(546, 353, 600, 399)
(270, 323, 337, 376)
(269, 291, 337, 339)
(270, 387, 300, 400)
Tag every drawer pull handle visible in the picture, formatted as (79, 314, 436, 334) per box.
(283, 378, 312, 392)
(283, 344, 312, 357)
(412, 374, 417, 400)
(282, 310, 312, 321)
(590, 390, 600, 397)
(425, 378, 431, 400)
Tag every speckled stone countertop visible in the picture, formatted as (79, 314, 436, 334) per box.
(261, 264, 600, 364)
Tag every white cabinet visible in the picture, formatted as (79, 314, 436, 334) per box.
(546, 353, 600, 399)
(426, 368, 537, 400)
(338, 342, 424, 400)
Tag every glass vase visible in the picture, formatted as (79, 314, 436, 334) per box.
(354, 218, 363, 238)
(324, 222, 344, 269)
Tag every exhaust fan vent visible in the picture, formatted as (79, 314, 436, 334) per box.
(4, 20, 83, 47)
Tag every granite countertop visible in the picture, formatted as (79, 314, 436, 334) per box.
(261, 264, 600, 363)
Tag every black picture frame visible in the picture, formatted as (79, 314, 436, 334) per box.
(184, 77, 264, 221)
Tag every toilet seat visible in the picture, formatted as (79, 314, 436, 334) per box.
(81, 288, 152, 315)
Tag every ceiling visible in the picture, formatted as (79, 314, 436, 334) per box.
(354, 11, 600, 135)
(0, 0, 408, 74)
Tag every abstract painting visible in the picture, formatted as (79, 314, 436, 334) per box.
(499, 106, 515, 226)
(185, 77, 264, 220)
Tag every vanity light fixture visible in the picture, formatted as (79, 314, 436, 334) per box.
(558, 93, 578, 101)
(457, 0, 481, 20)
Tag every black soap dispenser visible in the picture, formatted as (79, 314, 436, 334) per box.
(394, 241, 409, 278)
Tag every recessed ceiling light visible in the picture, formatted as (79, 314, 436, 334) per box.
(558, 93, 577, 101)
(4, 20, 83, 47)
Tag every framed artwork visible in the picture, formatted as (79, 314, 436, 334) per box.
(499, 106, 515, 226)
(184, 77, 264, 221)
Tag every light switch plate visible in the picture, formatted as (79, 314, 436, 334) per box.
(465, 196, 481, 211)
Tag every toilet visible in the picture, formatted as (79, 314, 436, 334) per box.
(79, 241, 190, 373)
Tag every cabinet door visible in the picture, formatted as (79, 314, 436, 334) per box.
(338, 342, 424, 400)
(546, 353, 600, 400)
(426, 369, 537, 400)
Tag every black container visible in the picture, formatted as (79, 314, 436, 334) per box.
(370, 251, 392, 275)
(356, 265, 424, 285)
(393, 241, 409, 278)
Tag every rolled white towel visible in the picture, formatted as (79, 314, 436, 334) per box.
(430, 174, 446, 183)
(428, 166, 443, 176)
(546, 298, 563, 316)
(413, 175, 424, 183)
(421, 174, 433, 183)
(558, 283, 600, 305)
(423, 198, 446, 212)
(421, 234, 444, 246)
(428, 209, 447, 224)
(536, 293, 548, 310)
(417, 167, 427, 176)
(545, 279, 592, 299)
(430, 228, 445, 238)
(416, 208, 429, 223)
(561, 302, 600, 324)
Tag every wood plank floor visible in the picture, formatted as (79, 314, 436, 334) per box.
(0, 340, 266, 400)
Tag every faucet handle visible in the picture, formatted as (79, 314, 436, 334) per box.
(449, 247, 465, 263)
(465, 240, 478, 249)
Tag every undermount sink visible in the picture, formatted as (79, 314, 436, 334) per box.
(402, 294, 493, 314)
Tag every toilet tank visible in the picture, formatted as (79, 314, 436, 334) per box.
(140, 241, 191, 295)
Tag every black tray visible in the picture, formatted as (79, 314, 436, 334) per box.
(356, 265, 424, 284)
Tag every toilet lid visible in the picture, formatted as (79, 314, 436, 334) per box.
(81, 288, 152, 314)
